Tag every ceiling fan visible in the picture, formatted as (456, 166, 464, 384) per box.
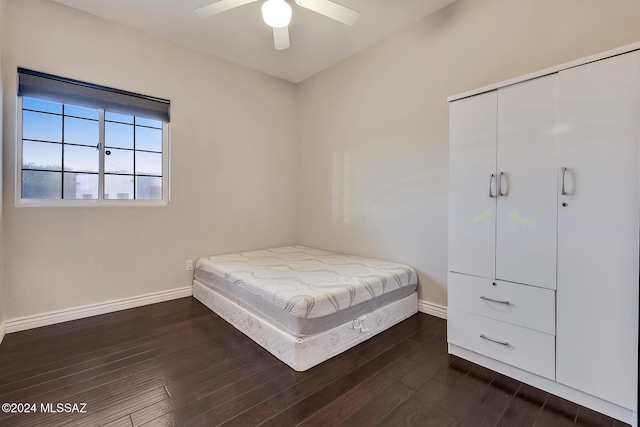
(195, 0, 360, 50)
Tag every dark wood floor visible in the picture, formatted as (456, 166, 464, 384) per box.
(0, 297, 628, 427)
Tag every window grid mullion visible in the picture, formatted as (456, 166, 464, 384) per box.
(61, 105, 65, 199)
(98, 109, 105, 201)
(133, 117, 137, 200)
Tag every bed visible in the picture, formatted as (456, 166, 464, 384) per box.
(193, 245, 418, 371)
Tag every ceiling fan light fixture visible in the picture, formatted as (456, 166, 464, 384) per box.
(262, 0, 292, 28)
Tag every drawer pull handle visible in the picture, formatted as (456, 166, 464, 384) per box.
(480, 334, 509, 346)
(480, 296, 510, 305)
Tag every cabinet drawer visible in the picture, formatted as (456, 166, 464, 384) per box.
(448, 308, 555, 380)
(448, 273, 555, 334)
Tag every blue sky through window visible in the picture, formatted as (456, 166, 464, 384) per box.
(22, 97, 164, 200)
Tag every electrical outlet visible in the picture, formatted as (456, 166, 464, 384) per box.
(186, 260, 193, 271)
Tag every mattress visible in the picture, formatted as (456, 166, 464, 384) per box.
(194, 246, 418, 336)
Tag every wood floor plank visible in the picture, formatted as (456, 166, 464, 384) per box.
(405, 318, 446, 345)
(61, 383, 169, 427)
(0, 298, 628, 427)
(576, 407, 617, 427)
(535, 393, 580, 427)
(0, 336, 157, 390)
(187, 348, 367, 426)
(296, 358, 417, 426)
(0, 298, 203, 350)
(143, 363, 299, 426)
(339, 381, 415, 426)
(497, 383, 547, 427)
(431, 356, 475, 387)
(399, 349, 450, 391)
(476, 372, 520, 419)
(130, 350, 278, 426)
(0, 312, 216, 377)
(457, 405, 500, 427)
(100, 415, 134, 427)
(380, 408, 457, 427)
(2, 327, 258, 425)
(433, 362, 496, 422)
(258, 338, 420, 427)
(0, 301, 210, 361)
(0, 350, 159, 407)
(218, 348, 369, 426)
(1, 313, 259, 408)
(378, 378, 452, 426)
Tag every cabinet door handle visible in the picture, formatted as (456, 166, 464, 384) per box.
(489, 174, 496, 198)
(480, 334, 509, 346)
(498, 172, 508, 196)
(561, 167, 575, 196)
(480, 295, 510, 305)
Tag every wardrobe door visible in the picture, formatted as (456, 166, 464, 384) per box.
(556, 51, 639, 410)
(449, 92, 497, 279)
(495, 75, 558, 289)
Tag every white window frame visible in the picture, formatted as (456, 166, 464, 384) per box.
(16, 96, 171, 207)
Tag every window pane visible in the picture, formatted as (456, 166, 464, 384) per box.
(22, 141, 62, 171)
(64, 145, 98, 173)
(135, 151, 162, 176)
(105, 148, 133, 174)
(105, 122, 133, 149)
(136, 176, 162, 200)
(23, 97, 62, 114)
(64, 117, 99, 146)
(22, 170, 61, 199)
(64, 105, 99, 120)
(104, 174, 133, 200)
(105, 112, 134, 124)
(136, 117, 162, 128)
(135, 126, 162, 152)
(23, 111, 62, 142)
(63, 173, 98, 199)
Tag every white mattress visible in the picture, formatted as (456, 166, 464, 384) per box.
(194, 246, 418, 336)
(193, 280, 418, 371)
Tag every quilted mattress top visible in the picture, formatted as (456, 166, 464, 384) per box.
(195, 245, 417, 320)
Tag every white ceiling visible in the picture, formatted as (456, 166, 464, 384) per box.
(51, 0, 457, 83)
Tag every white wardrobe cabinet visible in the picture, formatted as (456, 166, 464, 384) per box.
(495, 75, 558, 290)
(448, 75, 558, 289)
(448, 91, 497, 280)
(556, 51, 640, 411)
(448, 45, 639, 426)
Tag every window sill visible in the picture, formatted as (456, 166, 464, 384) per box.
(16, 199, 170, 208)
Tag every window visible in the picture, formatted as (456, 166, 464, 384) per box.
(17, 69, 170, 205)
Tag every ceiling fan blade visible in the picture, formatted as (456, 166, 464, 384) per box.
(195, 0, 259, 17)
(273, 26, 290, 50)
(294, 0, 359, 25)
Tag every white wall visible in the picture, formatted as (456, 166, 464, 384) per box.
(3, 0, 640, 324)
(297, 0, 640, 308)
(2, 0, 298, 320)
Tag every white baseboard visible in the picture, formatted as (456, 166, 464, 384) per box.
(2, 290, 443, 337)
(418, 299, 447, 319)
(4, 286, 193, 334)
